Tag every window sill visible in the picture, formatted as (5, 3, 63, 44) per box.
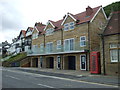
(109, 62, 119, 64)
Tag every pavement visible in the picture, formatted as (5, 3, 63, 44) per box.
(10, 67, 120, 86)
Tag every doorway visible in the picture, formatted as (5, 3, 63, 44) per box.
(64, 56, 76, 70)
(68, 56, 76, 70)
(80, 54, 86, 70)
(57, 56, 61, 69)
(32, 58, 38, 67)
(46, 57, 54, 68)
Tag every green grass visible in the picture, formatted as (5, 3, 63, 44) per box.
(4, 52, 27, 63)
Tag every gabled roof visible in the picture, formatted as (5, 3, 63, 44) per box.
(103, 11, 120, 36)
(36, 25, 46, 33)
(32, 22, 46, 36)
(26, 27, 34, 32)
(18, 30, 26, 40)
(21, 30, 26, 37)
(50, 19, 63, 31)
(44, 19, 63, 31)
(61, 6, 106, 25)
(32, 22, 46, 33)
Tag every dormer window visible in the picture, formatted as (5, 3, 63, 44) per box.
(64, 22, 74, 31)
(46, 28, 54, 36)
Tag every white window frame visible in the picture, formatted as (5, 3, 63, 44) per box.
(46, 28, 54, 36)
(57, 40, 61, 50)
(110, 49, 118, 62)
(64, 38, 74, 51)
(64, 23, 69, 31)
(80, 36, 86, 47)
(109, 43, 120, 62)
(80, 54, 86, 70)
(69, 22, 75, 30)
(64, 22, 75, 31)
(110, 43, 117, 48)
(57, 56, 61, 69)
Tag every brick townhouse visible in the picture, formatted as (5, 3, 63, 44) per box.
(28, 5, 107, 73)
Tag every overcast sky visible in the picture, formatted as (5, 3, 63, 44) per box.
(0, 0, 118, 43)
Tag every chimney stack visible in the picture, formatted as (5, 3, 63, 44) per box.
(86, 6, 93, 16)
(35, 22, 44, 27)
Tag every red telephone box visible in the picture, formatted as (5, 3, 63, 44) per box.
(90, 51, 101, 74)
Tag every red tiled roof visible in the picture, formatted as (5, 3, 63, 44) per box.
(103, 11, 120, 36)
(74, 6, 102, 24)
(21, 30, 26, 37)
(49, 6, 102, 31)
(49, 19, 63, 31)
(36, 25, 46, 32)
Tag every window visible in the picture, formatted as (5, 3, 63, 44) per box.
(57, 40, 61, 49)
(40, 43, 44, 52)
(70, 39, 74, 50)
(64, 38, 74, 51)
(110, 43, 117, 48)
(46, 28, 54, 35)
(46, 42, 53, 53)
(69, 22, 74, 30)
(80, 36, 86, 47)
(64, 22, 74, 31)
(110, 50, 118, 62)
(64, 39, 69, 51)
(64, 23, 69, 31)
(109, 43, 120, 62)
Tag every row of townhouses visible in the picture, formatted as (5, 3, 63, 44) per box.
(7, 27, 33, 55)
(5, 6, 120, 75)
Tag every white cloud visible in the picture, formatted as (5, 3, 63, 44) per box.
(0, 0, 119, 43)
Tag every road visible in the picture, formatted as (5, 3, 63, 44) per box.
(2, 68, 119, 89)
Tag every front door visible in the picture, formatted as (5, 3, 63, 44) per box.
(80, 54, 86, 70)
(57, 56, 61, 69)
(68, 56, 76, 70)
(49, 57, 54, 68)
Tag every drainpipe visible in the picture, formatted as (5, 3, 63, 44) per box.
(101, 34, 106, 75)
(61, 29, 64, 69)
(88, 21, 90, 71)
(44, 34, 45, 53)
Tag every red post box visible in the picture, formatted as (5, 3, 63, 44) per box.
(90, 51, 101, 74)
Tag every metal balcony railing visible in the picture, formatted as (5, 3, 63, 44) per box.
(27, 41, 89, 55)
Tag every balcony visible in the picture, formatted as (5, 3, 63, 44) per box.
(27, 41, 89, 56)
(25, 41, 31, 46)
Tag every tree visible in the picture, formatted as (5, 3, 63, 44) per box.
(104, 1, 120, 17)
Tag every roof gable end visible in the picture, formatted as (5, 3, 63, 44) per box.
(44, 20, 55, 31)
(61, 13, 77, 25)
